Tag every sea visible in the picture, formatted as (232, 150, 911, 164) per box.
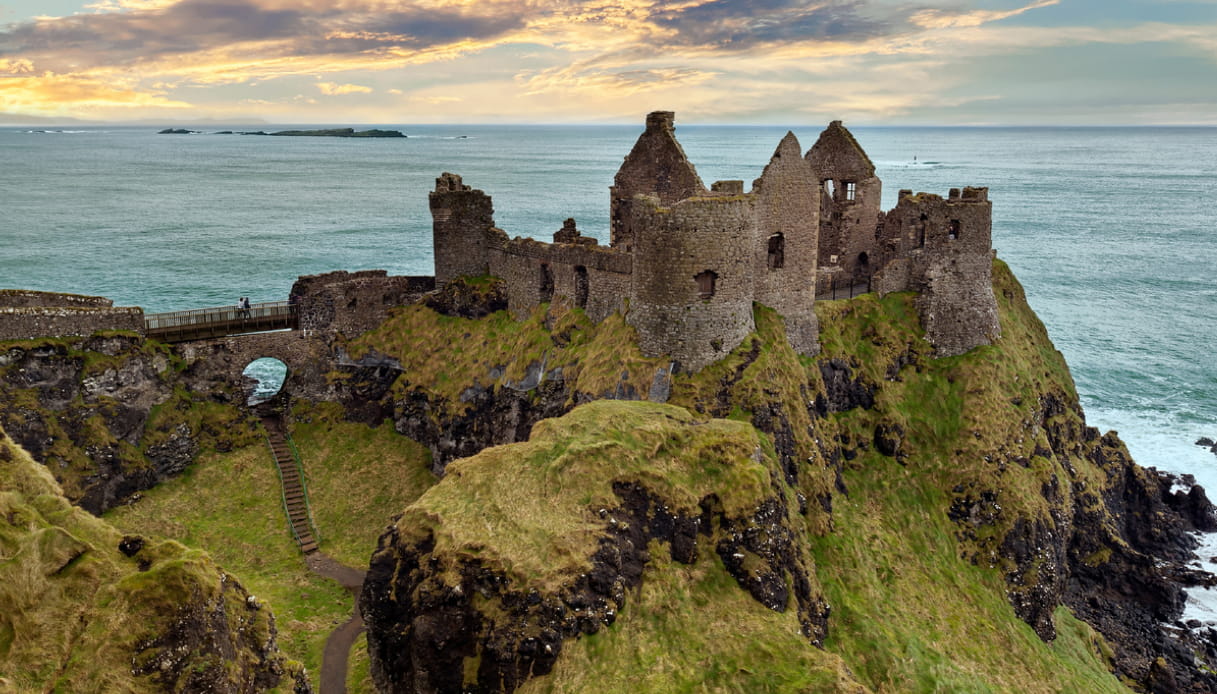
(3, 123, 1216, 615)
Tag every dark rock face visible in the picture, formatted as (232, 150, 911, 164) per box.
(361, 477, 824, 694)
(0, 337, 183, 513)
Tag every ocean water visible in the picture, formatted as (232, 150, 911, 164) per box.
(3, 123, 1217, 608)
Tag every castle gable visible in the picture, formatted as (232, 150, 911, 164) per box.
(610, 111, 706, 251)
(806, 120, 875, 179)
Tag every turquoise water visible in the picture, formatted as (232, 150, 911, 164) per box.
(2, 124, 1216, 495)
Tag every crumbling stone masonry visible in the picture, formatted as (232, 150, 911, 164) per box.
(430, 112, 1001, 370)
(0, 290, 144, 341)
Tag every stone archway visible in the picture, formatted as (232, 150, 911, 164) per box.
(243, 357, 288, 405)
(174, 332, 336, 405)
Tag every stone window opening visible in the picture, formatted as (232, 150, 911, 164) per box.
(949, 219, 961, 240)
(695, 270, 717, 300)
(917, 213, 928, 248)
(845, 181, 857, 201)
(767, 234, 785, 270)
(823, 179, 835, 198)
(574, 266, 589, 309)
(539, 263, 554, 303)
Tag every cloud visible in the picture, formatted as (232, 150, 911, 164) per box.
(910, 0, 1059, 30)
(0, 72, 192, 116)
(316, 81, 372, 95)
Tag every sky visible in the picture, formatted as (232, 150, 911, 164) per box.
(1, 0, 1216, 124)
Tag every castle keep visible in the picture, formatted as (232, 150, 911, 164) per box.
(431, 112, 1000, 371)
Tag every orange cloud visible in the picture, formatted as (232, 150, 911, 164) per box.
(0, 72, 193, 116)
(317, 81, 373, 95)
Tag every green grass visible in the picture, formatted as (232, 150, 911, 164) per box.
(0, 426, 297, 692)
(104, 444, 350, 691)
(397, 400, 775, 589)
(290, 402, 437, 567)
(519, 545, 868, 694)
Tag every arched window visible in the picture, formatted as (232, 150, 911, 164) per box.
(574, 266, 589, 309)
(823, 179, 835, 198)
(539, 263, 554, 303)
(767, 234, 785, 270)
(695, 270, 717, 300)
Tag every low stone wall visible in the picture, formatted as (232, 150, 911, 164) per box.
(291, 270, 435, 337)
(0, 306, 145, 341)
(0, 289, 115, 309)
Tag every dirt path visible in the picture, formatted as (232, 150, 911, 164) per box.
(307, 552, 368, 694)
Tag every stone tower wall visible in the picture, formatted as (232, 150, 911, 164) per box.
(627, 193, 757, 372)
(873, 187, 999, 356)
(430, 173, 495, 285)
(752, 132, 820, 355)
(609, 111, 706, 252)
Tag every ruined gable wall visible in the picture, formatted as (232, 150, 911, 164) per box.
(752, 133, 820, 355)
(430, 173, 495, 285)
(806, 122, 882, 292)
(627, 193, 757, 372)
(610, 112, 706, 252)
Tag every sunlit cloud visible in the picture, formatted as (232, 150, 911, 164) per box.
(0, 0, 1213, 123)
(0, 72, 192, 116)
(317, 81, 373, 95)
(911, 0, 1059, 30)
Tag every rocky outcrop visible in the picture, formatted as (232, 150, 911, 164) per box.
(0, 334, 256, 513)
(0, 425, 308, 692)
(360, 401, 830, 693)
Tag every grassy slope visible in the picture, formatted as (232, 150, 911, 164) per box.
(0, 426, 289, 692)
(105, 404, 435, 693)
(805, 261, 1125, 692)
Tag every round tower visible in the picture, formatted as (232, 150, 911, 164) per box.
(627, 191, 757, 372)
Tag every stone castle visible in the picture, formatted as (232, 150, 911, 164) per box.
(431, 111, 1000, 371)
(2, 112, 1001, 374)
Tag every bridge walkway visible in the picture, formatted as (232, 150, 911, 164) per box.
(144, 300, 297, 343)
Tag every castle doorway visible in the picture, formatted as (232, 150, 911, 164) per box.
(539, 263, 554, 303)
(574, 266, 589, 309)
(243, 357, 288, 405)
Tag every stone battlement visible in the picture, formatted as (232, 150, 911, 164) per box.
(430, 112, 1000, 369)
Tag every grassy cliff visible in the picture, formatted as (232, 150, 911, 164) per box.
(0, 423, 303, 692)
(355, 260, 1208, 692)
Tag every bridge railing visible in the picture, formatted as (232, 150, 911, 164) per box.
(145, 300, 297, 342)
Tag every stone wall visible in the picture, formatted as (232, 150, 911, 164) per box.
(806, 121, 882, 292)
(753, 132, 820, 355)
(874, 187, 999, 356)
(0, 290, 145, 341)
(430, 173, 496, 284)
(628, 193, 757, 372)
(291, 270, 434, 338)
(487, 222, 632, 321)
(0, 289, 115, 309)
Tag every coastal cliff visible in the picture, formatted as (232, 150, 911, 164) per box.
(2, 261, 1214, 692)
(0, 422, 307, 692)
(352, 261, 1217, 692)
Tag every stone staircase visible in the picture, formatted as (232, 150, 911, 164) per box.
(262, 416, 319, 555)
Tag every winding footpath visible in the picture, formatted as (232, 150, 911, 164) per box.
(263, 416, 368, 694)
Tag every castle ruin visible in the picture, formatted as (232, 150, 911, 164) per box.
(431, 112, 1000, 371)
